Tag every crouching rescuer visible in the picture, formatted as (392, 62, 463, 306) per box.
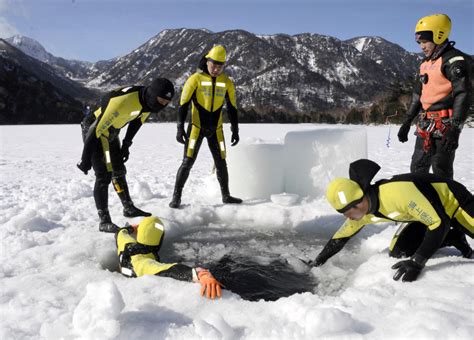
(77, 78, 175, 232)
(310, 159, 473, 282)
(116, 216, 223, 299)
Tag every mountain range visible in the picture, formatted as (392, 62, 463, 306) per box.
(2, 29, 424, 124)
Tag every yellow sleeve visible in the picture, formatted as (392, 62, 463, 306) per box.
(116, 229, 136, 255)
(332, 216, 371, 239)
(180, 74, 199, 105)
(140, 112, 150, 124)
(131, 255, 177, 277)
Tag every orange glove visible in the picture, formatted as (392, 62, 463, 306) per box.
(197, 269, 222, 299)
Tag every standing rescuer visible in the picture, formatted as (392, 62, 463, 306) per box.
(397, 14, 471, 179)
(169, 45, 242, 208)
(77, 78, 175, 232)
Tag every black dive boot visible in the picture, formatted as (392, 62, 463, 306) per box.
(112, 176, 151, 217)
(123, 202, 152, 217)
(98, 209, 119, 233)
(444, 229, 473, 258)
(169, 160, 192, 209)
(216, 160, 242, 204)
(169, 187, 182, 209)
(452, 234, 473, 258)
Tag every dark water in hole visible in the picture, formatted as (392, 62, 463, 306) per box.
(209, 254, 315, 301)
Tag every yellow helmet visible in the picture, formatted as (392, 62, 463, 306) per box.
(326, 178, 364, 213)
(415, 14, 451, 45)
(136, 216, 165, 246)
(206, 45, 226, 64)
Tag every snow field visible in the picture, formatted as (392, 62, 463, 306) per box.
(0, 123, 473, 339)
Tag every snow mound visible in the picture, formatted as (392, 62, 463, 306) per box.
(72, 281, 125, 340)
(304, 307, 363, 336)
(5, 208, 63, 233)
(194, 313, 235, 339)
(132, 181, 154, 200)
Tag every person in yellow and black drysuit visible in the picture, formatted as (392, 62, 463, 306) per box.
(310, 159, 473, 282)
(169, 45, 242, 208)
(397, 14, 471, 179)
(116, 216, 222, 299)
(77, 78, 175, 233)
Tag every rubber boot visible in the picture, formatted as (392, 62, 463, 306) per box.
(169, 187, 183, 209)
(216, 160, 242, 204)
(112, 176, 151, 217)
(451, 234, 473, 258)
(169, 160, 192, 209)
(98, 209, 119, 233)
(444, 229, 473, 258)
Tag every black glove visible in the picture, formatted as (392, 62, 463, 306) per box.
(231, 127, 239, 146)
(176, 125, 187, 144)
(442, 127, 460, 153)
(121, 140, 132, 163)
(397, 121, 411, 143)
(308, 254, 328, 267)
(392, 255, 426, 282)
(77, 159, 92, 175)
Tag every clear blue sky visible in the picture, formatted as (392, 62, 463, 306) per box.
(1, 0, 473, 62)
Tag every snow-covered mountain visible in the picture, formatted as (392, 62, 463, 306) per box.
(84, 29, 421, 121)
(5, 35, 113, 82)
(5, 30, 425, 123)
(0, 39, 98, 124)
(346, 36, 422, 79)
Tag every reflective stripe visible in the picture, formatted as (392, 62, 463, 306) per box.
(122, 87, 133, 92)
(105, 151, 111, 163)
(388, 212, 400, 219)
(448, 56, 464, 64)
(121, 267, 133, 277)
(201, 81, 212, 86)
(216, 82, 226, 88)
(130, 110, 140, 117)
(189, 138, 196, 149)
(338, 191, 348, 205)
(154, 223, 164, 231)
(371, 217, 382, 222)
(219, 141, 225, 151)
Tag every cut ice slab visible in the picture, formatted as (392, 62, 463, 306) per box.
(270, 193, 300, 206)
(228, 127, 367, 199)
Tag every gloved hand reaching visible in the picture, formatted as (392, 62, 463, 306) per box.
(176, 125, 187, 144)
(197, 269, 222, 299)
(392, 255, 426, 282)
(121, 140, 132, 162)
(442, 127, 460, 153)
(309, 254, 328, 267)
(77, 159, 92, 175)
(397, 121, 411, 143)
